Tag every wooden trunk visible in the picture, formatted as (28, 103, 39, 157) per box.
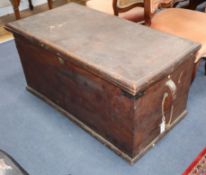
(5, 3, 200, 164)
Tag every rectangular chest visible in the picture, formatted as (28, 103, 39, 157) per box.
(6, 3, 200, 164)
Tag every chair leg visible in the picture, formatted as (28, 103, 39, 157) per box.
(47, 0, 52, 9)
(10, 0, 21, 19)
(28, 0, 34, 10)
(13, 7, 20, 19)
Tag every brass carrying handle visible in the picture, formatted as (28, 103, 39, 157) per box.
(160, 79, 177, 133)
(165, 79, 177, 101)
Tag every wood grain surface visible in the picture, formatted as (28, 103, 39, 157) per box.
(6, 3, 199, 95)
(6, 3, 200, 163)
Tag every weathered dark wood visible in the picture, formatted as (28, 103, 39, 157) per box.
(132, 55, 194, 157)
(5, 3, 200, 163)
(5, 3, 199, 95)
(14, 35, 135, 156)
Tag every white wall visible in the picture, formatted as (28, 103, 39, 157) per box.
(0, 0, 47, 17)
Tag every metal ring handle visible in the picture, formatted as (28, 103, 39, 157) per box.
(160, 79, 177, 133)
(165, 79, 177, 101)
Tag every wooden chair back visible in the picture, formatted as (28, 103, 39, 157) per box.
(113, 0, 144, 15)
(112, 0, 174, 23)
(144, 0, 174, 24)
